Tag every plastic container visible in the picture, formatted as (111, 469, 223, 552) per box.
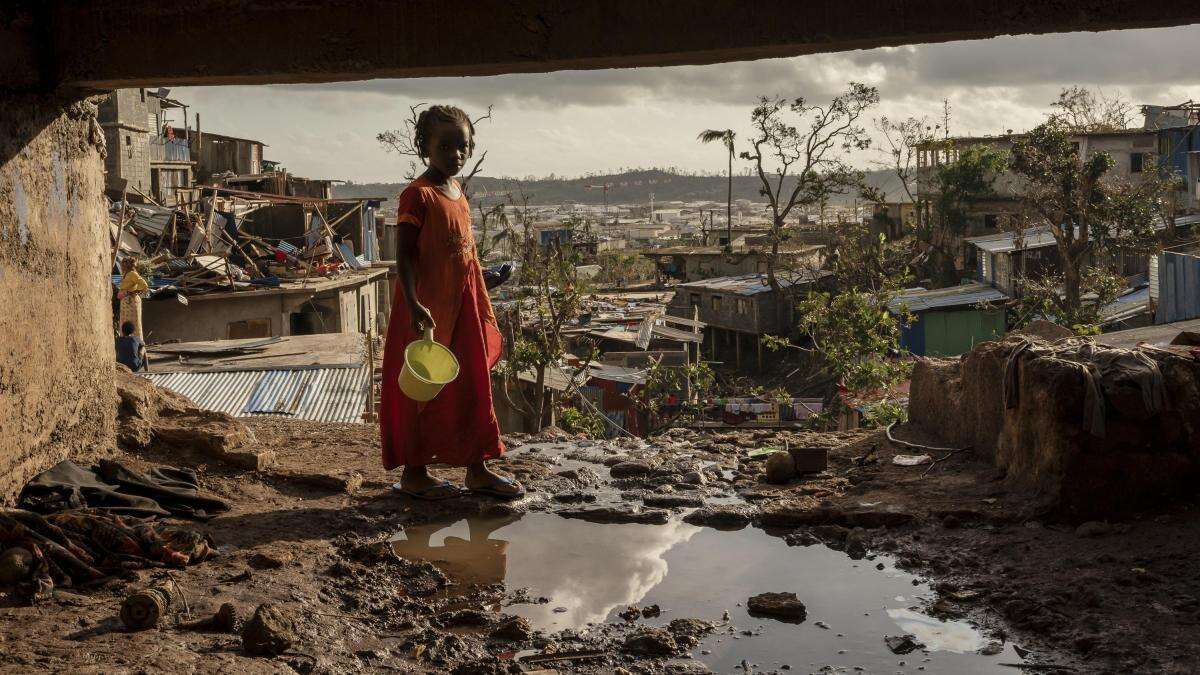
(399, 328, 459, 401)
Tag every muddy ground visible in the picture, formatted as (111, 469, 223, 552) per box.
(0, 416, 1197, 674)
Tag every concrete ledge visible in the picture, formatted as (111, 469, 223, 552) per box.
(4, 1, 1200, 90)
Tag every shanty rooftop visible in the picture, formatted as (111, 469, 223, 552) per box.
(147, 333, 364, 373)
(966, 216, 1190, 254)
(676, 271, 829, 296)
(888, 282, 1010, 313)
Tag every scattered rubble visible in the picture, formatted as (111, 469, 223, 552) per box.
(623, 627, 680, 656)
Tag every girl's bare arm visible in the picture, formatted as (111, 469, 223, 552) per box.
(398, 224, 434, 333)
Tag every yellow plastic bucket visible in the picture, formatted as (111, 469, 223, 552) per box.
(399, 328, 460, 402)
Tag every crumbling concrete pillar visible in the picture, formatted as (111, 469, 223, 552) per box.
(0, 92, 115, 501)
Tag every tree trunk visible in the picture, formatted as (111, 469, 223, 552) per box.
(1062, 260, 1082, 318)
(726, 148, 733, 245)
(534, 364, 546, 431)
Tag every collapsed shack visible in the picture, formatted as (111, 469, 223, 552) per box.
(110, 186, 393, 341)
(493, 290, 707, 435)
(909, 333, 1200, 518)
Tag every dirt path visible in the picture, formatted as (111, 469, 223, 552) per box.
(1, 418, 1195, 673)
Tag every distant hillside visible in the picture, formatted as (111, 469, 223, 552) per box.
(336, 168, 908, 209)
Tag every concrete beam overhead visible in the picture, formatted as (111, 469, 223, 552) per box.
(3, 1, 1200, 91)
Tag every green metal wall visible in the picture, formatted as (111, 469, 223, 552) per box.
(922, 309, 1006, 356)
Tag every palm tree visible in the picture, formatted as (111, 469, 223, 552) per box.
(698, 129, 736, 246)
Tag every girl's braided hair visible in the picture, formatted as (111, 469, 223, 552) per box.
(414, 105, 475, 160)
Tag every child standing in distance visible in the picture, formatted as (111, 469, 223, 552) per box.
(380, 105, 524, 501)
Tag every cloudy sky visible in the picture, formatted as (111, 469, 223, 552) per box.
(172, 24, 1200, 184)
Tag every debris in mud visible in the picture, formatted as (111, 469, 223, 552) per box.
(746, 592, 807, 622)
(623, 626, 680, 656)
(683, 505, 755, 530)
(178, 602, 240, 633)
(884, 633, 925, 654)
(0, 547, 33, 584)
(121, 585, 176, 630)
(242, 603, 297, 656)
(557, 506, 670, 524)
(765, 451, 796, 484)
(892, 454, 933, 466)
(437, 609, 494, 628)
(490, 615, 533, 642)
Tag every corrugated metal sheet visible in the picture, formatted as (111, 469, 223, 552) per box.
(677, 271, 828, 296)
(1100, 286, 1150, 325)
(1155, 250, 1200, 324)
(889, 283, 1009, 313)
(143, 366, 368, 423)
(968, 216, 1178, 254)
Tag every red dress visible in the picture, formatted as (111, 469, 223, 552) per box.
(379, 177, 505, 469)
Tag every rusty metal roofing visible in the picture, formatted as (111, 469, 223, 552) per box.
(143, 365, 368, 423)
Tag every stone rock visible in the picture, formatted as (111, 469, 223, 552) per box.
(1075, 521, 1112, 538)
(552, 491, 595, 503)
(557, 506, 669, 525)
(844, 527, 869, 560)
(747, 592, 807, 623)
(643, 494, 705, 508)
(758, 504, 914, 529)
(667, 617, 714, 648)
(641, 604, 661, 618)
(884, 634, 924, 655)
(680, 470, 707, 486)
(490, 616, 533, 642)
(610, 460, 653, 478)
(764, 451, 796, 484)
(242, 603, 296, 656)
(683, 505, 754, 530)
(437, 609, 493, 627)
(555, 467, 601, 487)
(116, 366, 260, 465)
(623, 627, 679, 656)
(978, 641, 1004, 656)
(248, 551, 291, 570)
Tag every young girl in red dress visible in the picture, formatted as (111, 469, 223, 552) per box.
(379, 105, 523, 501)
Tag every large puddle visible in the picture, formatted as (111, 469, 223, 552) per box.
(393, 511, 1025, 673)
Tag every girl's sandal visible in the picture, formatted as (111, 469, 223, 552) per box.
(467, 476, 526, 501)
(392, 480, 463, 501)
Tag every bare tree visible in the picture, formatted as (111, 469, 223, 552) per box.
(1050, 86, 1134, 133)
(740, 83, 880, 294)
(872, 115, 937, 238)
(377, 103, 494, 196)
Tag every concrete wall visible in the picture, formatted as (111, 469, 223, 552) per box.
(143, 293, 305, 343)
(97, 89, 151, 195)
(0, 93, 114, 500)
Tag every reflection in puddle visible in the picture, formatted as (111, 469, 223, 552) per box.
(392, 513, 1020, 673)
(887, 608, 989, 653)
